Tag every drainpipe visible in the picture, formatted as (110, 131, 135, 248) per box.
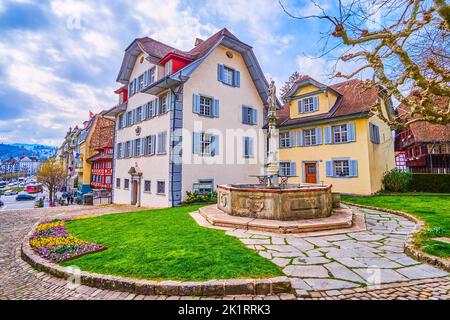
(169, 87, 177, 207)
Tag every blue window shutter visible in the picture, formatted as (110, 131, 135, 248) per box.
(242, 106, 248, 124)
(313, 96, 319, 111)
(290, 161, 296, 177)
(193, 132, 201, 154)
(252, 108, 257, 125)
(213, 99, 220, 117)
(289, 131, 295, 147)
(326, 161, 333, 177)
(347, 122, 356, 141)
(298, 100, 303, 114)
(143, 71, 148, 86)
(151, 135, 156, 155)
(155, 98, 160, 115)
(121, 143, 125, 158)
(325, 126, 332, 144)
(193, 94, 200, 114)
(297, 130, 303, 147)
(242, 137, 247, 157)
(316, 128, 322, 145)
(122, 113, 127, 128)
(248, 137, 254, 157)
(350, 160, 358, 177)
(114, 143, 118, 159)
(218, 64, 224, 82)
(140, 138, 145, 156)
(211, 135, 219, 156)
(376, 126, 380, 143)
(234, 70, 240, 87)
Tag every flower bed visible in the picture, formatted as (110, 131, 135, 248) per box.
(30, 219, 106, 263)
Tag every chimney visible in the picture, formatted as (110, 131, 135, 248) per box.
(194, 38, 204, 47)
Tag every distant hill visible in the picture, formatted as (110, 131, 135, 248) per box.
(0, 143, 56, 160)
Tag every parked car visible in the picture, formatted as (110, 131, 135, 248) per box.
(4, 190, 19, 196)
(16, 194, 36, 201)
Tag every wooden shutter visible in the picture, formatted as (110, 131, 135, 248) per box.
(252, 108, 257, 125)
(211, 135, 219, 156)
(324, 126, 332, 144)
(289, 161, 296, 177)
(213, 99, 220, 117)
(349, 160, 358, 177)
(242, 106, 247, 124)
(193, 94, 200, 114)
(234, 70, 240, 87)
(313, 96, 319, 111)
(193, 132, 201, 154)
(326, 161, 333, 177)
(218, 64, 224, 82)
(298, 100, 303, 114)
(297, 130, 303, 147)
(347, 122, 356, 142)
(315, 128, 322, 145)
(289, 131, 295, 147)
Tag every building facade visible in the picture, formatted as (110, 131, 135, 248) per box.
(276, 76, 395, 195)
(111, 28, 270, 207)
(395, 97, 450, 173)
(18, 156, 41, 175)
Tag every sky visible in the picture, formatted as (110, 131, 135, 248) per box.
(0, 0, 368, 147)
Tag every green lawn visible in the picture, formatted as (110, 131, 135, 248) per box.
(342, 194, 450, 258)
(62, 205, 283, 281)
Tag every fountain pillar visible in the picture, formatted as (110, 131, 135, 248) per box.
(266, 80, 279, 187)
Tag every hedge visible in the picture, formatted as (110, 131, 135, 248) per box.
(409, 174, 450, 193)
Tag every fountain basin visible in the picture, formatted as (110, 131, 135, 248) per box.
(217, 184, 334, 221)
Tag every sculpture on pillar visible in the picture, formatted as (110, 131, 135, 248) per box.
(266, 80, 280, 187)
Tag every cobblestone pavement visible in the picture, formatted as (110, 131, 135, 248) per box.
(0, 205, 448, 300)
(224, 206, 449, 299)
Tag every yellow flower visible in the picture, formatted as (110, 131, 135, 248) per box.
(30, 235, 84, 248)
(37, 221, 65, 231)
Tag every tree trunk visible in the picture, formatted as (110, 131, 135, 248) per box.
(49, 185, 53, 207)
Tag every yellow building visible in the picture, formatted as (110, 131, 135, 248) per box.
(277, 76, 395, 195)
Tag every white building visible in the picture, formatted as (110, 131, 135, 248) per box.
(109, 28, 271, 207)
(18, 156, 41, 175)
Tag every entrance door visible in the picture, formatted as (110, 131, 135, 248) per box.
(305, 163, 317, 183)
(132, 180, 138, 205)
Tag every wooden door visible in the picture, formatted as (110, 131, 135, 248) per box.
(133, 180, 138, 204)
(305, 163, 317, 184)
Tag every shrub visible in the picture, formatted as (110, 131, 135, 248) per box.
(181, 190, 217, 205)
(409, 174, 450, 193)
(382, 169, 412, 192)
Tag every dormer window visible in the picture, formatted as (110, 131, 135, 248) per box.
(298, 96, 319, 114)
(218, 64, 240, 87)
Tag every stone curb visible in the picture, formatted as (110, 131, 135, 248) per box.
(342, 201, 450, 272)
(20, 230, 292, 297)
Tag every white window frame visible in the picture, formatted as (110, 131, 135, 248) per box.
(279, 132, 291, 148)
(303, 129, 317, 146)
(199, 96, 213, 117)
(332, 124, 348, 144)
(135, 139, 141, 157)
(160, 94, 168, 114)
(200, 133, 213, 156)
(279, 161, 291, 177)
(302, 97, 315, 113)
(333, 160, 350, 177)
(222, 66, 234, 86)
(156, 180, 165, 195)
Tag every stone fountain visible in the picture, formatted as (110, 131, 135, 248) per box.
(199, 81, 357, 234)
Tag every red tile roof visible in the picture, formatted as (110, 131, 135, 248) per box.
(276, 78, 379, 127)
(397, 95, 450, 143)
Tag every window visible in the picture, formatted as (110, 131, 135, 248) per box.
(138, 74, 145, 91)
(334, 160, 350, 177)
(144, 180, 151, 192)
(303, 97, 315, 113)
(134, 139, 141, 156)
(280, 162, 291, 177)
(125, 141, 131, 158)
(200, 133, 213, 156)
(157, 181, 165, 195)
(146, 135, 156, 155)
(116, 178, 121, 188)
(106, 162, 112, 169)
(369, 123, 380, 144)
(223, 66, 234, 86)
(193, 180, 214, 195)
(303, 129, 316, 146)
(242, 106, 257, 125)
(243, 137, 254, 158)
(165, 60, 172, 76)
(218, 64, 240, 87)
(136, 106, 142, 123)
(193, 132, 218, 156)
(199, 96, 212, 116)
(279, 132, 291, 148)
(127, 111, 133, 126)
(124, 179, 130, 190)
(118, 114, 124, 129)
(157, 132, 167, 154)
(332, 124, 348, 143)
(105, 176, 111, 184)
(159, 94, 168, 114)
(148, 67, 155, 84)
